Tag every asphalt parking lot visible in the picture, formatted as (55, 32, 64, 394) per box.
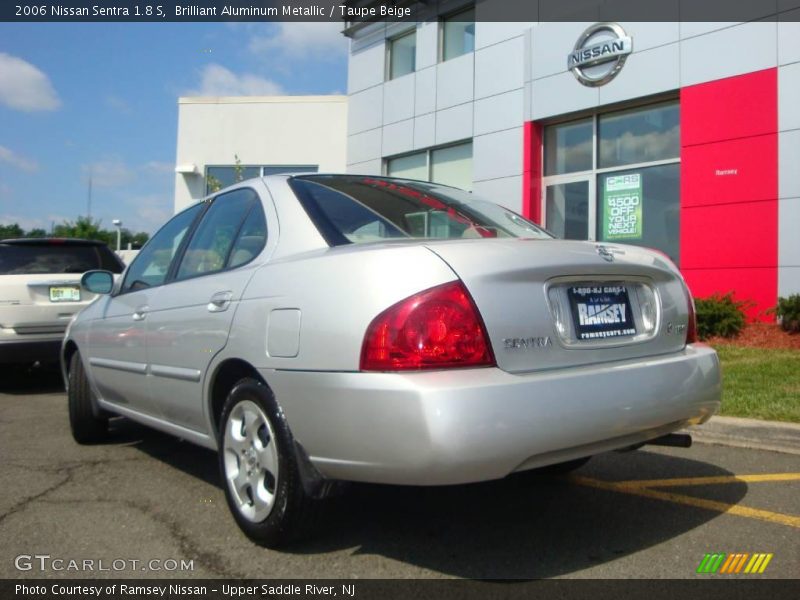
(1, 366, 798, 580)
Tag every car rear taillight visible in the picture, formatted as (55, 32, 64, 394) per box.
(360, 281, 495, 371)
(686, 289, 698, 344)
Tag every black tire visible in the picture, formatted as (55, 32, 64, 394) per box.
(67, 352, 108, 444)
(218, 378, 319, 547)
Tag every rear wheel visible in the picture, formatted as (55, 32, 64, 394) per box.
(219, 378, 319, 547)
(67, 352, 108, 444)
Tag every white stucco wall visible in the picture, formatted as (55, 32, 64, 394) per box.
(173, 95, 348, 212)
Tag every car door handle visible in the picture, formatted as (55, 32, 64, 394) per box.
(132, 305, 149, 321)
(208, 291, 233, 313)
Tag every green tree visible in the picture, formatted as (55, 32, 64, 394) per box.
(1, 218, 149, 248)
(204, 154, 245, 195)
(53, 216, 104, 240)
(0, 223, 24, 239)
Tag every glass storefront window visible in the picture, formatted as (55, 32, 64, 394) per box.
(544, 118, 592, 176)
(596, 163, 680, 263)
(542, 100, 680, 263)
(545, 181, 589, 240)
(598, 102, 679, 168)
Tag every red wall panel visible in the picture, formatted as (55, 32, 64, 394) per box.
(681, 133, 777, 207)
(681, 200, 777, 269)
(681, 68, 777, 146)
(522, 121, 543, 223)
(680, 68, 778, 320)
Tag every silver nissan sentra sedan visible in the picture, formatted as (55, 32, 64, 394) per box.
(62, 174, 721, 546)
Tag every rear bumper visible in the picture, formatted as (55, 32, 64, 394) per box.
(265, 344, 721, 485)
(0, 337, 62, 364)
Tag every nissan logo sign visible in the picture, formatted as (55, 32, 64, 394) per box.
(568, 22, 633, 87)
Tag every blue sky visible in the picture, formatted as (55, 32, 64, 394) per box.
(0, 22, 348, 235)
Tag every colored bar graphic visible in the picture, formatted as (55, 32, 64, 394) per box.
(697, 553, 726, 573)
(698, 553, 773, 574)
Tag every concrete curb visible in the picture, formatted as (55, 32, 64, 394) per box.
(682, 416, 800, 455)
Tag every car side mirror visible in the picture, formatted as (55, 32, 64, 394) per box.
(81, 270, 114, 295)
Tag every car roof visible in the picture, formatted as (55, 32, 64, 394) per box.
(0, 238, 108, 246)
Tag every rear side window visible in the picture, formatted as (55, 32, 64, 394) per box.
(175, 188, 257, 280)
(0, 243, 124, 275)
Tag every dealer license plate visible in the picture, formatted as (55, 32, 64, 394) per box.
(49, 286, 81, 302)
(567, 284, 635, 341)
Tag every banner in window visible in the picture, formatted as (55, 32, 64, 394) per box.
(602, 173, 642, 240)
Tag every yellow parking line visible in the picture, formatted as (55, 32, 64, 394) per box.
(611, 473, 800, 488)
(569, 475, 800, 529)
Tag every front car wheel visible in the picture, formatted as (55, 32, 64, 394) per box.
(67, 351, 108, 444)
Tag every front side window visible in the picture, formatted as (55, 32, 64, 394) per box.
(441, 8, 475, 61)
(290, 175, 550, 246)
(175, 188, 257, 280)
(389, 30, 416, 79)
(121, 203, 204, 293)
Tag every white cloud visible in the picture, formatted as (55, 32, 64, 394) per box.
(82, 159, 136, 188)
(143, 161, 174, 174)
(248, 22, 348, 61)
(185, 64, 284, 97)
(106, 94, 133, 114)
(0, 53, 61, 112)
(0, 145, 38, 172)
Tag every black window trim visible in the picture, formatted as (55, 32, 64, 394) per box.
(116, 200, 210, 296)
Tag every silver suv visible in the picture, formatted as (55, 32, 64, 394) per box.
(0, 238, 124, 365)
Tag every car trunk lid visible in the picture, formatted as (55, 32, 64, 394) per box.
(424, 238, 691, 373)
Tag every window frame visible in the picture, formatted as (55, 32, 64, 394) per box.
(386, 28, 417, 81)
(439, 6, 475, 63)
(384, 140, 473, 191)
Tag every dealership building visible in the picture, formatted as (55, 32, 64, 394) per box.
(173, 95, 347, 211)
(343, 9, 800, 317)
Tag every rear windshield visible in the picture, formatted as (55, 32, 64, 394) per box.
(289, 175, 552, 246)
(0, 243, 124, 275)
